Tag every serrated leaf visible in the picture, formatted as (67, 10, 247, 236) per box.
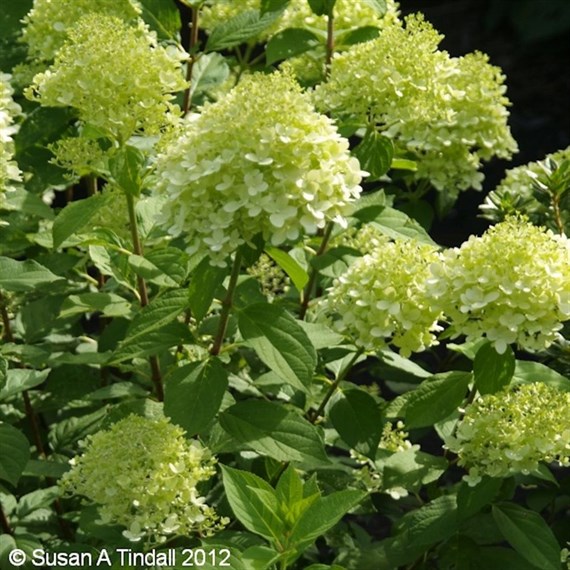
(266, 28, 321, 65)
(164, 359, 228, 436)
(206, 9, 284, 52)
(22, 459, 69, 479)
(337, 25, 380, 46)
(190, 52, 231, 106)
(361, 0, 387, 15)
(238, 303, 316, 393)
(0, 423, 30, 486)
(404, 372, 471, 428)
(492, 503, 561, 570)
(59, 292, 132, 319)
(109, 145, 145, 196)
(457, 477, 503, 521)
(139, 0, 181, 40)
(0, 257, 64, 291)
(111, 289, 190, 363)
(265, 246, 309, 291)
(368, 207, 436, 244)
(128, 254, 178, 288)
(52, 192, 115, 249)
(514, 360, 570, 391)
(381, 449, 447, 492)
(220, 400, 328, 464)
(473, 342, 515, 395)
(0, 369, 50, 401)
(329, 388, 384, 459)
(288, 489, 365, 549)
(221, 465, 285, 542)
(261, 0, 291, 14)
(188, 257, 228, 321)
(353, 130, 394, 179)
(2, 187, 54, 219)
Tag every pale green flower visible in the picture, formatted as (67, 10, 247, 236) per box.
(334, 223, 390, 256)
(61, 414, 226, 543)
(26, 14, 187, 144)
(22, 0, 142, 62)
(379, 421, 413, 453)
(313, 15, 517, 196)
(427, 217, 570, 354)
(326, 238, 442, 356)
(48, 136, 109, 180)
(153, 71, 363, 266)
(448, 382, 570, 485)
(0, 73, 22, 198)
(247, 253, 291, 300)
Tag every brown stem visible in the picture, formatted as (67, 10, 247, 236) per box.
(126, 193, 164, 401)
(325, 12, 335, 76)
(182, 7, 200, 116)
(210, 251, 242, 356)
(552, 194, 565, 235)
(299, 222, 334, 320)
(86, 175, 98, 196)
(0, 505, 12, 535)
(0, 293, 14, 342)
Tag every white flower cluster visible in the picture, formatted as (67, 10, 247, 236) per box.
(313, 14, 518, 195)
(326, 238, 442, 357)
(0, 73, 22, 198)
(61, 415, 227, 543)
(426, 217, 570, 354)
(153, 71, 363, 266)
(448, 382, 570, 485)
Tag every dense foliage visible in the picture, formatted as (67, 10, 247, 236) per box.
(1, 1, 569, 569)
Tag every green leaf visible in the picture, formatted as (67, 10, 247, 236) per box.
(491, 503, 561, 570)
(22, 459, 69, 479)
(266, 28, 321, 65)
(514, 360, 570, 392)
(381, 449, 447, 492)
(473, 342, 515, 395)
(145, 247, 190, 285)
(337, 25, 380, 46)
(261, 0, 291, 14)
(238, 303, 317, 393)
(329, 388, 384, 459)
(288, 489, 365, 549)
(221, 465, 285, 542)
(206, 9, 284, 52)
(353, 130, 394, 179)
(164, 359, 228, 436)
(219, 400, 329, 464)
(190, 53, 231, 106)
(307, 0, 337, 16)
(59, 292, 132, 319)
(139, 0, 181, 40)
(265, 246, 309, 291)
(404, 372, 471, 428)
(14, 106, 75, 154)
(0, 369, 50, 401)
(109, 145, 145, 196)
(128, 254, 179, 288)
(1, 187, 54, 219)
(112, 289, 190, 363)
(52, 192, 115, 249)
(0, 423, 30, 486)
(0, 257, 64, 292)
(188, 257, 228, 321)
(457, 477, 503, 521)
(391, 158, 417, 171)
(361, 0, 387, 15)
(275, 464, 305, 506)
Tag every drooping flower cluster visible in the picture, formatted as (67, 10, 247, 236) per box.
(447, 382, 570, 485)
(60, 415, 226, 543)
(21, 0, 142, 62)
(153, 71, 363, 266)
(0, 73, 22, 198)
(427, 217, 570, 354)
(26, 14, 187, 144)
(313, 15, 518, 195)
(326, 238, 442, 356)
(480, 146, 570, 229)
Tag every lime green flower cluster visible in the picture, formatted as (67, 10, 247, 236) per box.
(201, 0, 400, 40)
(335, 224, 390, 256)
(247, 253, 291, 300)
(313, 15, 517, 195)
(481, 146, 570, 227)
(0, 73, 22, 198)
(379, 421, 413, 453)
(153, 71, 363, 266)
(48, 136, 109, 180)
(22, 0, 141, 62)
(326, 238, 442, 356)
(448, 383, 570, 485)
(427, 217, 570, 354)
(61, 415, 227, 543)
(26, 14, 187, 144)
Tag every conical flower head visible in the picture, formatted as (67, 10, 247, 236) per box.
(427, 217, 570, 354)
(22, 0, 142, 62)
(0, 73, 22, 198)
(60, 415, 226, 542)
(325, 237, 442, 356)
(313, 15, 517, 195)
(153, 71, 363, 266)
(448, 382, 570, 485)
(26, 13, 187, 143)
